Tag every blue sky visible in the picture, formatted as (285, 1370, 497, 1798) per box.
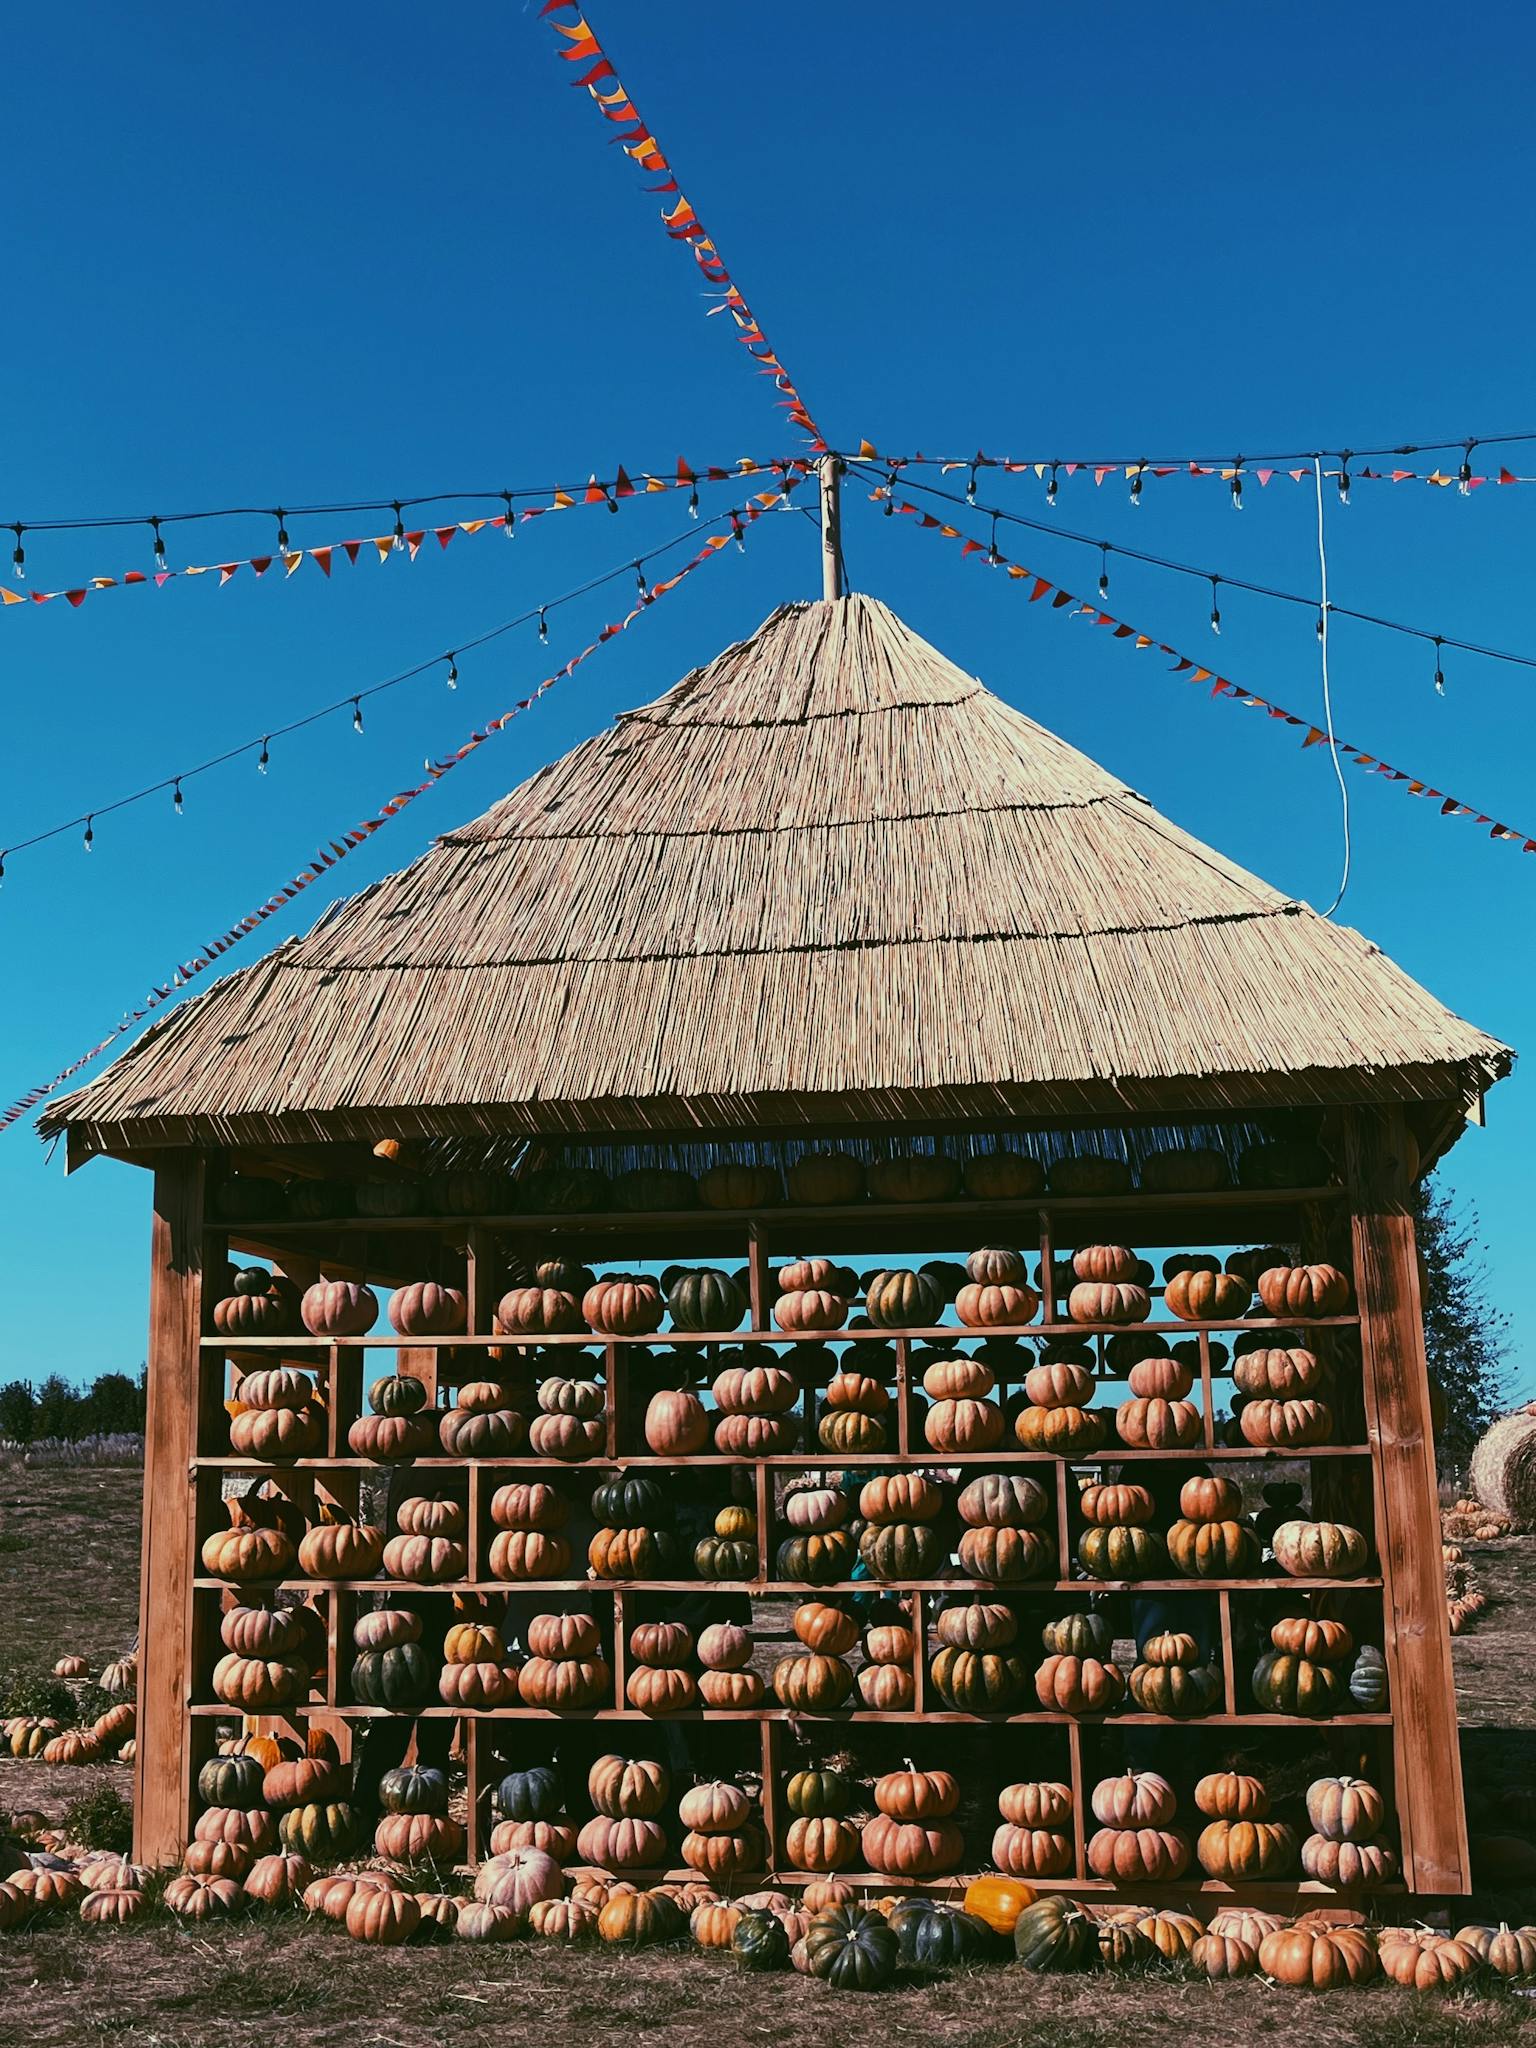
(2, 1, 1531, 1398)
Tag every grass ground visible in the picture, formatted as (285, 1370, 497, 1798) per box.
(2, 1458, 1534, 2046)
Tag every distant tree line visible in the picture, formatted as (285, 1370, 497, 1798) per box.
(0, 1370, 146, 1444)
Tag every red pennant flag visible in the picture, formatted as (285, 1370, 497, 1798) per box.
(1030, 577, 1052, 602)
(435, 526, 456, 549)
(1500, 467, 1518, 484)
(342, 541, 362, 565)
(614, 465, 635, 498)
(218, 564, 239, 585)
(65, 589, 87, 608)
(312, 548, 333, 578)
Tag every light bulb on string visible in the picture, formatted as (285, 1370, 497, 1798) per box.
(150, 517, 167, 572)
(731, 510, 746, 552)
(1097, 544, 1110, 602)
(10, 525, 24, 581)
(275, 507, 289, 554)
(0, 852, 6, 889)
(1316, 608, 1325, 641)
(445, 654, 459, 690)
(634, 562, 648, 600)
(1337, 452, 1352, 506)
(1434, 637, 1446, 694)
(1045, 463, 1059, 508)
(1209, 577, 1222, 635)
(352, 697, 365, 734)
(883, 467, 898, 515)
(988, 514, 1000, 567)
(604, 485, 618, 515)
(1229, 458, 1244, 511)
(965, 462, 978, 508)
(1129, 464, 1145, 509)
(1459, 443, 1475, 496)
(537, 607, 549, 644)
(83, 816, 94, 853)
(172, 778, 184, 817)
(257, 737, 270, 775)
(501, 490, 516, 539)
(391, 502, 405, 552)
(687, 481, 699, 518)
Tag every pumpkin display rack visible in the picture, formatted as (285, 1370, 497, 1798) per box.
(176, 1136, 1438, 1904)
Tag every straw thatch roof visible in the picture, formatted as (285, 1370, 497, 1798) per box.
(46, 594, 1510, 1158)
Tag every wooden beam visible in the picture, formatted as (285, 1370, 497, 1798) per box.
(1344, 1106, 1470, 1896)
(134, 1153, 206, 1867)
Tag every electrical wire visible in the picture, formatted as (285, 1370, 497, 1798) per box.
(850, 462, 1536, 677)
(1, 499, 782, 868)
(1314, 457, 1351, 918)
(858, 429, 1536, 471)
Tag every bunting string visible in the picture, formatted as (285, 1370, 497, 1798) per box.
(3, 457, 809, 618)
(882, 491, 1536, 859)
(855, 436, 1536, 500)
(3, 499, 797, 868)
(541, 1, 825, 452)
(854, 465, 1536, 682)
(0, 484, 794, 1134)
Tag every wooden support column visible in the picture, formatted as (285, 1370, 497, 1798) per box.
(135, 1153, 206, 1868)
(1344, 1106, 1470, 1896)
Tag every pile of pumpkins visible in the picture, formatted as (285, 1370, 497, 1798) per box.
(208, 1135, 1336, 1228)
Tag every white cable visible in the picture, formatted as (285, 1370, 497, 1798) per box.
(1314, 455, 1351, 916)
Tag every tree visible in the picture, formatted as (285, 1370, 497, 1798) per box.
(0, 1382, 35, 1445)
(1415, 1174, 1510, 1471)
(81, 1371, 146, 1436)
(31, 1374, 81, 1441)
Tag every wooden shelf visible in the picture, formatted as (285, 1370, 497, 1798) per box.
(200, 1314, 1361, 1348)
(187, 1702, 1392, 1728)
(193, 1574, 1383, 1596)
(196, 1445, 1373, 1473)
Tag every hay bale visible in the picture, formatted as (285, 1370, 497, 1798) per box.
(1468, 1403, 1536, 1524)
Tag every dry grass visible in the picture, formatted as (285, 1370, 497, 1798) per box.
(3, 1469, 1536, 2046)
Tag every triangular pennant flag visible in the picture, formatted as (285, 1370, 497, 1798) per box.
(373, 538, 393, 564)
(218, 564, 239, 585)
(312, 548, 332, 578)
(342, 541, 362, 565)
(435, 526, 456, 548)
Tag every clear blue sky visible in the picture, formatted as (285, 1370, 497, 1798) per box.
(1, 1, 1530, 1400)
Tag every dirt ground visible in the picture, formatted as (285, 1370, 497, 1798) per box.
(2, 1460, 1535, 2047)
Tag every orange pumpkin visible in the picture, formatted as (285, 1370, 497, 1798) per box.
(1068, 1280, 1149, 1326)
(1257, 1263, 1352, 1318)
(1115, 1394, 1202, 1449)
(862, 1813, 965, 1875)
(1164, 1269, 1251, 1321)
(963, 1875, 1037, 1937)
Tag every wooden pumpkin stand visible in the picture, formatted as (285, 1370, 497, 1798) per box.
(41, 593, 1507, 1914)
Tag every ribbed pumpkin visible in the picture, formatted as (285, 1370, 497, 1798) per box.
(1023, 1359, 1096, 1408)
(698, 1161, 782, 1209)
(991, 1823, 1072, 1876)
(1067, 1280, 1149, 1326)
(1300, 1834, 1399, 1886)
(775, 1529, 856, 1585)
(957, 1471, 1050, 1527)
(1195, 1771, 1269, 1820)
(1115, 1394, 1202, 1448)
(1014, 1404, 1107, 1453)
(1197, 1817, 1298, 1880)
(772, 1652, 853, 1712)
(1167, 1517, 1258, 1577)
(1305, 1775, 1386, 1842)
(930, 1643, 1029, 1711)
(1035, 1653, 1125, 1714)
(1087, 1825, 1190, 1882)
(802, 1905, 900, 1988)
(1125, 1353, 1194, 1400)
(1164, 1268, 1251, 1320)
(1257, 1262, 1353, 1317)
(1078, 1524, 1164, 1580)
(955, 1280, 1040, 1328)
(1233, 1345, 1326, 1396)
(862, 1813, 965, 1875)
(388, 1281, 466, 1337)
(1240, 1396, 1334, 1448)
(958, 1525, 1052, 1584)
(858, 1521, 943, 1580)
(666, 1267, 745, 1332)
(1271, 1519, 1370, 1578)
(1128, 1658, 1222, 1718)
(1013, 1895, 1094, 1970)
(864, 1267, 943, 1328)
(1250, 1649, 1343, 1717)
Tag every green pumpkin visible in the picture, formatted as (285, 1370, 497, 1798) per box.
(521, 1166, 613, 1214)
(197, 1753, 266, 1810)
(1128, 1660, 1222, 1718)
(666, 1267, 745, 1333)
(495, 1765, 562, 1821)
(775, 1530, 856, 1585)
(426, 1169, 513, 1216)
(1236, 1138, 1332, 1189)
(378, 1765, 448, 1816)
(612, 1166, 698, 1212)
(1013, 1896, 1094, 1972)
(888, 1900, 992, 1968)
(1349, 1643, 1389, 1710)
(1040, 1611, 1112, 1658)
(803, 1906, 899, 1990)
(285, 1178, 354, 1221)
(786, 1768, 853, 1817)
(929, 1645, 1029, 1712)
(857, 1521, 942, 1581)
(355, 1180, 421, 1217)
(731, 1908, 790, 1970)
(1077, 1525, 1165, 1582)
(1251, 1649, 1342, 1718)
(864, 1267, 944, 1329)
(693, 1535, 758, 1580)
(590, 1473, 668, 1527)
(350, 1639, 433, 1709)
(280, 1800, 357, 1859)
(369, 1373, 428, 1418)
(211, 1177, 280, 1223)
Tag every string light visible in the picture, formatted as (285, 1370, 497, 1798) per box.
(10, 525, 23, 581)
(1459, 443, 1476, 497)
(1098, 544, 1110, 601)
(501, 491, 516, 538)
(1209, 577, 1222, 635)
(275, 507, 289, 554)
(634, 562, 648, 599)
(83, 816, 94, 853)
(1229, 458, 1244, 512)
(537, 607, 549, 644)
(731, 509, 746, 552)
(1337, 452, 1352, 506)
(965, 463, 978, 508)
(150, 518, 167, 572)
(1046, 463, 1060, 508)
(391, 503, 406, 552)
(445, 654, 459, 690)
(1129, 463, 1146, 508)
(0, 852, 6, 888)
(687, 480, 700, 518)
(352, 698, 364, 734)
(883, 468, 898, 515)
(1434, 637, 1446, 694)
(604, 486, 618, 514)
(988, 514, 1001, 566)
(257, 737, 270, 775)
(172, 778, 184, 817)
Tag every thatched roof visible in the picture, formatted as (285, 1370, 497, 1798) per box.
(46, 594, 1510, 1158)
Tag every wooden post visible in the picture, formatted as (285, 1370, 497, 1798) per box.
(135, 1154, 206, 1867)
(1344, 1106, 1470, 1895)
(819, 454, 845, 602)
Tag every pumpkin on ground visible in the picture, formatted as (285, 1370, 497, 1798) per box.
(1013, 1896, 1093, 1971)
(802, 1905, 900, 1989)
(1258, 1923, 1377, 1988)
(964, 1874, 1036, 1937)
